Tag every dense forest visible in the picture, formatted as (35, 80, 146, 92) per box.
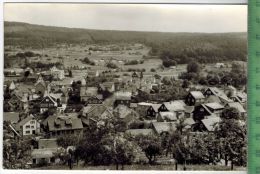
(4, 21, 247, 64)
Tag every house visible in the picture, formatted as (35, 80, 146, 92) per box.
(47, 115, 83, 137)
(146, 104, 161, 118)
(203, 87, 233, 104)
(151, 122, 176, 135)
(50, 66, 65, 80)
(81, 104, 113, 126)
(5, 92, 28, 112)
(15, 115, 40, 136)
(135, 102, 152, 116)
(231, 92, 247, 105)
(80, 86, 103, 104)
(185, 91, 205, 106)
(35, 76, 47, 96)
(193, 104, 214, 121)
(99, 82, 115, 93)
(114, 91, 132, 108)
(184, 106, 194, 118)
(200, 115, 221, 132)
(159, 100, 186, 118)
(31, 148, 59, 165)
(226, 102, 246, 117)
(203, 102, 224, 117)
(157, 112, 177, 122)
(39, 93, 60, 113)
(193, 102, 223, 121)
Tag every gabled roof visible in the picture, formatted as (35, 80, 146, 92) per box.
(199, 104, 213, 115)
(152, 122, 176, 134)
(227, 102, 246, 113)
(206, 87, 231, 102)
(159, 112, 177, 121)
(204, 102, 224, 110)
(201, 115, 221, 131)
(190, 91, 205, 99)
(205, 95, 221, 103)
(40, 94, 57, 105)
(163, 100, 186, 112)
(82, 104, 113, 120)
(16, 114, 35, 128)
(150, 104, 161, 112)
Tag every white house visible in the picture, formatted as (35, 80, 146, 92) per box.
(15, 115, 40, 136)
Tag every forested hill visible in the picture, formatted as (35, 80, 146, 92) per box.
(4, 21, 247, 63)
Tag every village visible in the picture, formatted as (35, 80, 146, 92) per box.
(3, 43, 247, 170)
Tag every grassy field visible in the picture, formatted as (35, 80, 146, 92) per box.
(34, 163, 246, 171)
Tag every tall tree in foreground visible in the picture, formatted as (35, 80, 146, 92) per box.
(134, 134, 162, 165)
(215, 108, 246, 170)
(3, 138, 32, 169)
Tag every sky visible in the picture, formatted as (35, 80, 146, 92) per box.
(4, 3, 247, 33)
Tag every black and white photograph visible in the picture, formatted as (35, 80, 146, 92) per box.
(2, 2, 247, 171)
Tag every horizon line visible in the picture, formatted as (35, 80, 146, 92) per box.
(4, 20, 247, 34)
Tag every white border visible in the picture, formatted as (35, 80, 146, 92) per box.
(0, 0, 247, 174)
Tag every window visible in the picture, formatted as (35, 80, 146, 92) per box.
(26, 125, 30, 129)
(25, 131, 30, 134)
(31, 126, 35, 129)
(200, 108, 204, 112)
(30, 121, 35, 124)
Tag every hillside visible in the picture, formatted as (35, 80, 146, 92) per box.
(4, 21, 246, 47)
(4, 21, 247, 64)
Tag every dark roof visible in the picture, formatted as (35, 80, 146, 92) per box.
(47, 115, 83, 131)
